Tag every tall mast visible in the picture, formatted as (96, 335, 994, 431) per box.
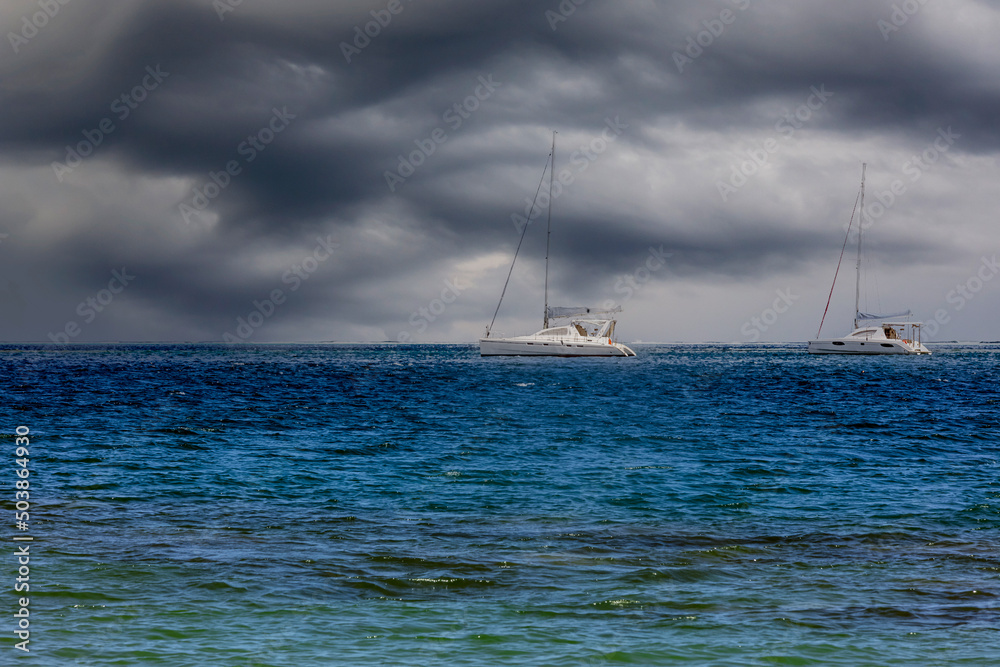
(543, 131, 556, 329)
(854, 163, 866, 330)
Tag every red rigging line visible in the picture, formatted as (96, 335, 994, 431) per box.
(485, 145, 553, 338)
(816, 186, 862, 339)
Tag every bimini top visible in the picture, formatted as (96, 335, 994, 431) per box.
(857, 309, 912, 321)
(546, 305, 622, 319)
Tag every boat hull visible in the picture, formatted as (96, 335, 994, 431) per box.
(808, 339, 930, 355)
(479, 337, 635, 357)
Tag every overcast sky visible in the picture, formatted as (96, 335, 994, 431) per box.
(2, 0, 999, 343)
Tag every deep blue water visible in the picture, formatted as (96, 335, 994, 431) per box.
(2, 343, 999, 665)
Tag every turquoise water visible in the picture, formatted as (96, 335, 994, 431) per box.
(2, 343, 999, 665)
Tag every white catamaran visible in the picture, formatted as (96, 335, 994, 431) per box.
(479, 132, 636, 358)
(809, 164, 930, 355)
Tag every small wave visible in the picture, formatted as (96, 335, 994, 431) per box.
(591, 598, 642, 608)
(344, 576, 496, 596)
(195, 581, 249, 592)
(152, 427, 199, 436)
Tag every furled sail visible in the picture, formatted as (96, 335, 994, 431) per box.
(857, 309, 912, 321)
(547, 306, 622, 319)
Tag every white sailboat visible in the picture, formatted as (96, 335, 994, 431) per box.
(479, 132, 636, 358)
(809, 164, 930, 355)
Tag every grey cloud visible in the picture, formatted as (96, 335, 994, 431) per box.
(1, 0, 997, 342)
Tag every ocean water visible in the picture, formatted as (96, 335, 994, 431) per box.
(2, 343, 999, 666)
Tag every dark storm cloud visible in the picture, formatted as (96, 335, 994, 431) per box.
(1, 0, 997, 341)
